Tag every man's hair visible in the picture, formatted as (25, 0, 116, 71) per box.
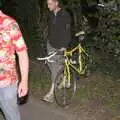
(52, 0, 63, 7)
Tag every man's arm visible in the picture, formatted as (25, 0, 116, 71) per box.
(9, 19, 29, 97)
(63, 10, 72, 49)
(17, 50, 29, 97)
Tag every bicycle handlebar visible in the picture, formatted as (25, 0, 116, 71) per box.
(37, 51, 57, 63)
(37, 30, 86, 63)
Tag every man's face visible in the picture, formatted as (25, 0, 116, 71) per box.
(47, 0, 58, 11)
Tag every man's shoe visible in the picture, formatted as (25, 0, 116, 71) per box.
(42, 94, 54, 103)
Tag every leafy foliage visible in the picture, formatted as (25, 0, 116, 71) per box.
(91, 0, 120, 59)
(1, 0, 120, 62)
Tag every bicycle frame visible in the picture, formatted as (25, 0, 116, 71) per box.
(63, 43, 88, 83)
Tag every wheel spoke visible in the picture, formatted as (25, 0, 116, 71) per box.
(54, 68, 76, 107)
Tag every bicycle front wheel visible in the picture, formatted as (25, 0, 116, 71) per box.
(54, 68, 76, 107)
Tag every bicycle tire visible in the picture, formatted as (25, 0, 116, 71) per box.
(54, 67, 76, 107)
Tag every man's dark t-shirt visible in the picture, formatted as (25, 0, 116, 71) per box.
(48, 9, 72, 49)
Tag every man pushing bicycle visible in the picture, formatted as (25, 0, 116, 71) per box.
(44, 0, 72, 103)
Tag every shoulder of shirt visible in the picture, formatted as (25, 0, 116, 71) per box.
(60, 9, 71, 21)
(2, 13, 18, 26)
(60, 9, 70, 17)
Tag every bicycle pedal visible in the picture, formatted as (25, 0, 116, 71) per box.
(66, 83, 71, 88)
(57, 81, 71, 89)
(58, 83, 64, 89)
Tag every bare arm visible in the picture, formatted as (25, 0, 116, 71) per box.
(17, 50, 29, 97)
(8, 18, 29, 97)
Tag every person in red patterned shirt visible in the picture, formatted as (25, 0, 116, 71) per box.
(0, 10, 29, 120)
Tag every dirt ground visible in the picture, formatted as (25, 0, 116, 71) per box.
(29, 58, 120, 120)
(30, 73, 120, 120)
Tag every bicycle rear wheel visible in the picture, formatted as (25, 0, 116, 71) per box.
(54, 68, 76, 107)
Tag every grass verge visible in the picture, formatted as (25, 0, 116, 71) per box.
(29, 52, 120, 120)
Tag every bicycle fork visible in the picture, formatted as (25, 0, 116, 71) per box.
(65, 61, 77, 93)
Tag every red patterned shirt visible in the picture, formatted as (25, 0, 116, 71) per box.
(0, 11, 27, 87)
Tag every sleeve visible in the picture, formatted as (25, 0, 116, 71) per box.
(64, 11, 72, 48)
(65, 14, 71, 32)
(10, 21, 27, 52)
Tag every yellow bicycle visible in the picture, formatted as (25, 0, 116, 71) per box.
(54, 31, 89, 107)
